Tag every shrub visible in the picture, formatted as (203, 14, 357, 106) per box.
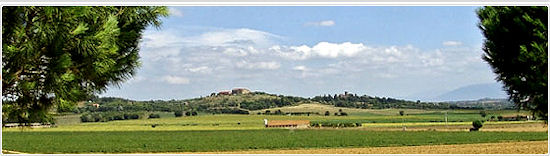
(472, 120, 483, 129)
(355, 122, 362, 127)
(91, 113, 103, 122)
(191, 111, 198, 116)
(149, 113, 161, 119)
(343, 122, 355, 127)
(185, 112, 191, 116)
(80, 114, 93, 122)
(126, 113, 140, 119)
(340, 112, 348, 116)
(324, 111, 330, 116)
(113, 114, 124, 120)
(399, 110, 405, 116)
(311, 122, 320, 127)
(174, 111, 183, 117)
(497, 115, 503, 121)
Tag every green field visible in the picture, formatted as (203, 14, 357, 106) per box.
(2, 105, 545, 153)
(3, 130, 546, 153)
(3, 112, 525, 132)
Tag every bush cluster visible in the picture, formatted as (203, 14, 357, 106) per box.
(80, 112, 145, 122)
(149, 113, 161, 119)
(174, 111, 183, 117)
(310, 121, 362, 128)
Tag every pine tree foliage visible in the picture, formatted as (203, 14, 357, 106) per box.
(477, 6, 548, 119)
(2, 6, 168, 123)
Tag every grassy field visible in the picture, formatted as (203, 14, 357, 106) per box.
(6, 113, 540, 132)
(2, 104, 546, 154)
(3, 130, 547, 153)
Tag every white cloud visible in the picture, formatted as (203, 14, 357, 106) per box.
(136, 27, 488, 99)
(442, 41, 463, 46)
(186, 66, 212, 74)
(236, 61, 281, 70)
(272, 42, 368, 60)
(187, 28, 281, 47)
(169, 8, 184, 17)
(126, 76, 147, 84)
(305, 20, 335, 27)
(141, 31, 184, 49)
(161, 75, 190, 85)
(292, 65, 308, 71)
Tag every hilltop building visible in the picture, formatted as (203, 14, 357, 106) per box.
(232, 88, 251, 95)
(217, 90, 232, 96)
(216, 88, 251, 96)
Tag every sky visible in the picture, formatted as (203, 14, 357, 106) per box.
(101, 6, 505, 101)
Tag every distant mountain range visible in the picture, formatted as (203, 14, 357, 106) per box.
(434, 83, 508, 102)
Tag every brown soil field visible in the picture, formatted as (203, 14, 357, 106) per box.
(184, 141, 548, 154)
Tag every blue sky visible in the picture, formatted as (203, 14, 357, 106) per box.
(101, 6, 505, 101)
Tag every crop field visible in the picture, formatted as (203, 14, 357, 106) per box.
(198, 141, 548, 154)
(2, 106, 546, 154)
(2, 130, 547, 153)
(5, 113, 539, 132)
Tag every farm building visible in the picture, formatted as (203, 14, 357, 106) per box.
(92, 103, 100, 108)
(264, 119, 310, 128)
(232, 88, 251, 95)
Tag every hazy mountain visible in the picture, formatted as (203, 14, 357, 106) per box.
(434, 83, 507, 102)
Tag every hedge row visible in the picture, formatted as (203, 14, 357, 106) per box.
(80, 112, 154, 122)
(310, 121, 362, 128)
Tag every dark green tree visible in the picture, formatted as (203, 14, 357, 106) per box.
(2, 6, 168, 123)
(477, 6, 548, 119)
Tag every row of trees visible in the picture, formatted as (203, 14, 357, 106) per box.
(312, 94, 455, 109)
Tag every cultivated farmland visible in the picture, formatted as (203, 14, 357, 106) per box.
(2, 104, 547, 154)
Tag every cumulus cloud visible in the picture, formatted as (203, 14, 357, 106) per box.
(235, 61, 281, 70)
(134, 27, 487, 98)
(305, 20, 335, 27)
(272, 42, 368, 60)
(442, 41, 463, 46)
(161, 75, 190, 85)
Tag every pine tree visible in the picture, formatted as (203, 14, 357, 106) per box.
(2, 6, 169, 123)
(477, 6, 548, 119)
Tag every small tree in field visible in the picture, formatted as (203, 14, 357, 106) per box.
(470, 120, 484, 131)
(325, 111, 330, 116)
(399, 110, 405, 116)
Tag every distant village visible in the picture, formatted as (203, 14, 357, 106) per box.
(211, 88, 251, 96)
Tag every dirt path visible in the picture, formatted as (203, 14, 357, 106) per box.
(176, 141, 548, 154)
(2, 150, 27, 154)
